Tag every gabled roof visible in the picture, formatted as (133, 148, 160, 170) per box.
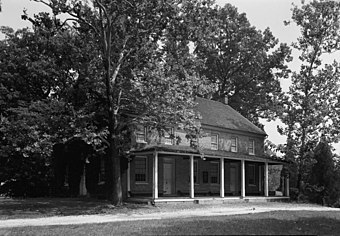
(195, 97, 266, 136)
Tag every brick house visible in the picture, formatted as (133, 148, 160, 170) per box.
(128, 97, 288, 202)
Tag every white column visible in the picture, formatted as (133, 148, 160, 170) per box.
(285, 176, 290, 197)
(153, 152, 158, 199)
(220, 157, 225, 198)
(264, 162, 269, 197)
(127, 161, 131, 197)
(190, 155, 194, 199)
(241, 160, 245, 198)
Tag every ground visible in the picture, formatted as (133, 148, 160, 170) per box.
(0, 197, 340, 235)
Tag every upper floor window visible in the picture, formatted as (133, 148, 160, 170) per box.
(249, 139, 255, 155)
(135, 156, 147, 183)
(231, 137, 238, 152)
(211, 134, 219, 150)
(164, 128, 174, 145)
(136, 126, 146, 143)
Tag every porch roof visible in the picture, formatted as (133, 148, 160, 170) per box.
(130, 144, 286, 164)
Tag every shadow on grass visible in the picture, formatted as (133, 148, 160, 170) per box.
(0, 197, 153, 219)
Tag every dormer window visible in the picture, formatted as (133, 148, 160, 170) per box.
(249, 139, 255, 155)
(211, 134, 218, 150)
(136, 127, 146, 143)
(231, 137, 238, 152)
(164, 128, 174, 145)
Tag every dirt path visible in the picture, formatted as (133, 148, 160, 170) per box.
(1, 203, 339, 228)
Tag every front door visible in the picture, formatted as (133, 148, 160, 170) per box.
(230, 166, 236, 192)
(163, 162, 173, 195)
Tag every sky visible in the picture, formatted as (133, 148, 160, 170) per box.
(0, 0, 339, 152)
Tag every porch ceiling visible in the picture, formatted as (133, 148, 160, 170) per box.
(130, 144, 286, 164)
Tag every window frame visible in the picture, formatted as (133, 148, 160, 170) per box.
(211, 133, 219, 150)
(164, 127, 174, 145)
(249, 139, 255, 155)
(231, 137, 238, 152)
(136, 126, 147, 144)
(134, 156, 148, 184)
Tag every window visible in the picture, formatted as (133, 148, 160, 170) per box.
(210, 162, 219, 184)
(136, 127, 146, 143)
(135, 156, 147, 182)
(231, 137, 238, 152)
(248, 164, 256, 185)
(202, 171, 209, 183)
(164, 128, 174, 145)
(249, 139, 255, 155)
(211, 134, 219, 150)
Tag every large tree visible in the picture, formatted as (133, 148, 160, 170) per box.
(192, 3, 291, 123)
(279, 0, 340, 190)
(29, 0, 211, 205)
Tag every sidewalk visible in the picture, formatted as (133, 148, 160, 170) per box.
(1, 203, 339, 228)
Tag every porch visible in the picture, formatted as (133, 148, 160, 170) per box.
(128, 145, 290, 202)
(127, 196, 290, 205)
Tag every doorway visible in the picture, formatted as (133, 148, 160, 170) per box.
(163, 158, 175, 195)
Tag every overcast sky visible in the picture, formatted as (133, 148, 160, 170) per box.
(0, 0, 339, 152)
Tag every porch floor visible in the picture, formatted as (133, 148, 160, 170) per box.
(126, 196, 290, 205)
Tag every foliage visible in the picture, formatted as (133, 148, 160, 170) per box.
(192, 3, 292, 123)
(304, 141, 340, 206)
(279, 0, 340, 189)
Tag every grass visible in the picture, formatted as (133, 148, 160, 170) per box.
(1, 210, 340, 235)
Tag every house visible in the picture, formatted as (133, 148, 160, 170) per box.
(128, 97, 289, 202)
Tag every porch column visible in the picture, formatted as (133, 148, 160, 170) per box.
(190, 155, 194, 199)
(241, 159, 245, 198)
(264, 162, 269, 197)
(220, 157, 225, 198)
(285, 175, 290, 197)
(153, 152, 159, 199)
(127, 161, 131, 197)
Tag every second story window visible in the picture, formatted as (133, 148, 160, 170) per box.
(249, 139, 255, 155)
(231, 137, 238, 152)
(164, 128, 174, 145)
(136, 127, 146, 143)
(211, 134, 218, 150)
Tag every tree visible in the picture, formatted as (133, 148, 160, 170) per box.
(30, 0, 211, 205)
(192, 3, 291, 123)
(307, 140, 338, 205)
(279, 0, 340, 190)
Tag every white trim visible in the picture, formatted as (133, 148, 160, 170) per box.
(231, 137, 238, 152)
(241, 160, 245, 198)
(264, 162, 269, 197)
(136, 126, 147, 144)
(190, 155, 194, 198)
(220, 158, 225, 198)
(249, 139, 255, 155)
(211, 133, 219, 150)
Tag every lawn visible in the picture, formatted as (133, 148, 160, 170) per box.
(1, 210, 340, 235)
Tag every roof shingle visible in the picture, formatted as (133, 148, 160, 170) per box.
(195, 97, 266, 136)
